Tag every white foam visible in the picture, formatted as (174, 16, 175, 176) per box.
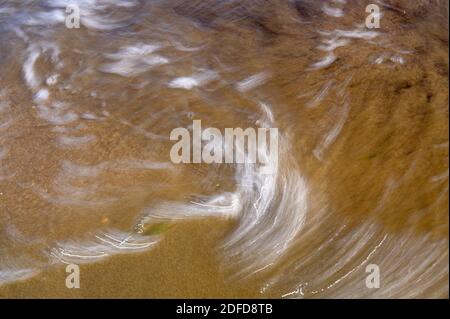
(13, 27, 29, 42)
(34, 89, 50, 102)
(310, 53, 336, 69)
(0, 7, 14, 15)
(101, 43, 168, 77)
(430, 170, 449, 183)
(374, 54, 406, 66)
(135, 101, 309, 274)
(169, 77, 199, 89)
(169, 71, 217, 90)
(286, 225, 448, 298)
(23, 50, 41, 90)
(61, 160, 108, 178)
(236, 72, 269, 92)
(24, 10, 65, 26)
(116, 160, 172, 171)
(34, 186, 117, 208)
(313, 101, 349, 160)
(23, 43, 60, 91)
(46, 74, 59, 86)
(374, 55, 385, 64)
(105, 43, 162, 59)
(171, 41, 205, 52)
(60, 159, 171, 179)
(80, 112, 106, 121)
(390, 55, 405, 65)
(36, 104, 79, 125)
(0, 268, 41, 286)
(322, 5, 344, 17)
(58, 134, 96, 147)
(318, 38, 350, 52)
(334, 29, 379, 40)
(50, 230, 158, 264)
(306, 80, 334, 108)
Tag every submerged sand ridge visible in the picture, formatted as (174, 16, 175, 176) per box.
(0, 0, 448, 298)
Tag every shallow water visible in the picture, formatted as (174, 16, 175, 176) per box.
(0, 0, 448, 298)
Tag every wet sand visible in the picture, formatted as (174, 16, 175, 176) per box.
(0, 0, 448, 298)
(0, 219, 269, 298)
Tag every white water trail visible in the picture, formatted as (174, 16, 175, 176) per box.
(136, 101, 309, 275)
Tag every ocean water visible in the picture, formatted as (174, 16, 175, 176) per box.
(0, 0, 448, 298)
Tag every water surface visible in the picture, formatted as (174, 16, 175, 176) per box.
(0, 0, 448, 298)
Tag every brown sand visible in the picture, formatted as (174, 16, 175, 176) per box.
(0, 0, 448, 298)
(0, 219, 270, 298)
